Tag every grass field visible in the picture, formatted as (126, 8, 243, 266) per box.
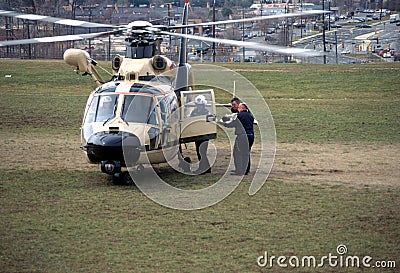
(0, 60, 399, 272)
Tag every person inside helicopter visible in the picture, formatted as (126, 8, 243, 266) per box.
(190, 95, 209, 117)
(96, 95, 116, 122)
(190, 95, 211, 174)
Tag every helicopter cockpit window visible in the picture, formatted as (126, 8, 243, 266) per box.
(94, 94, 118, 122)
(122, 95, 159, 126)
(94, 82, 118, 93)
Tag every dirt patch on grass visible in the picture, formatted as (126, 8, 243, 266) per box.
(0, 132, 97, 172)
(1, 132, 398, 188)
(269, 142, 400, 188)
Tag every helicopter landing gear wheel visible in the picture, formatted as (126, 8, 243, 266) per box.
(112, 171, 134, 186)
(112, 173, 121, 185)
(121, 172, 134, 186)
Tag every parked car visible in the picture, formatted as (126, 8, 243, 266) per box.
(293, 23, 306, 28)
(264, 36, 276, 41)
(353, 17, 366, 22)
(372, 14, 381, 20)
(356, 24, 372, 28)
(379, 49, 392, 58)
(390, 14, 400, 23)
(267, 28, 275, 34)
(382, 52, 392, 58)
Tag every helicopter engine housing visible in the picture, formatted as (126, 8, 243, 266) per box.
(63, 48, 91, 73)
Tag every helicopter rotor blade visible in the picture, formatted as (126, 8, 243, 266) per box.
(0, 9, 115, 28)
(168, 10, 329, 30)
(160, 30, 324, 57)
(0, 30, 119, 47)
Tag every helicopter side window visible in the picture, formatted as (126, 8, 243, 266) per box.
(122, 95, 159, 126)
(148, 107, 159, 126)
(84, 95, 98, 124)
(157, 97, 168, 125)
(82, 95, 99, 142)
(95, 94, 118, 122)
(167, 93, 178, 113)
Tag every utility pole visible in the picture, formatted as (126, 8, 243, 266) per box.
(212, 0, 216, 62)
(24, 20, 32, 59)
(71, 0, 77, 48)
(242, 8, 245, 62)
(285, 4, 291, 62)
(328, 0, 331, 31)
(322, 0, 327, 64)
(5, 17, 14, 58)
(260, 0, 264, 36)
(300, 0, 303, 38)
(335, 30, 338, 64)
(168, 3, 172, 60)
(88, 5, 92, 56)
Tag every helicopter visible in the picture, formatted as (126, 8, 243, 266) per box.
(0, 1, 328, 185)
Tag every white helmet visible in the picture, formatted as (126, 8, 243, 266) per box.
(100, 96, 112, 107)
(194, 95, 207, 105)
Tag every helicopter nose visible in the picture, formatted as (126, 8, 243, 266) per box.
(86, 132, 141, 166)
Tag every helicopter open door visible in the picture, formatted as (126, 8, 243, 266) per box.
(180, 90, 217, 143)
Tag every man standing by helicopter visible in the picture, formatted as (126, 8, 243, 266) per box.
(190, 95, 212, 174)
(222, 102, 254, 176)
(230, 97, 240, 113)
